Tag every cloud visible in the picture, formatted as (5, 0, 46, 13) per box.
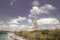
(0, 21, 9, 30)
(0, 21, 4, 27)
(37, 18, 59, 25)
(8, 24, 32, 31)
(20, 25, 33, 31)
(30, 4, 56, 15)
(13, 25, 32, 31)
(0, 17, 60, 31)
(0, 16, 32, 30)
(6, 16, 33, 31)
(0, 21, 7, 27)
(0, 21, 4, 24)
(29, 0, 56, 17)
(32, 0, 39, 6)
(39, 4, 56, 14)
(7, 16, 27, 28)
(9, 24, 19, 27)
(30, 6, 40, 15)
(0, 16, 29, 31)
(28, 19, 32, 23)
(8, 16, 27, 24)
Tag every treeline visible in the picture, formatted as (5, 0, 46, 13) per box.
(0, 30, 7, 34)
(15, 29, 60, 40)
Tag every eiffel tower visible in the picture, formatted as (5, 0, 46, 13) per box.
(32, 12, 39, 30)
(32, 0, 39, 30)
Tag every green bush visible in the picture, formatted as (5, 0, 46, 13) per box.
(15, 29, 60, 40)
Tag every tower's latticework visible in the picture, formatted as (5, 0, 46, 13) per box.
(32, 12, 39, 30)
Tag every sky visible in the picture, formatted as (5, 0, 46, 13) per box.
(0, 0, 60, 31)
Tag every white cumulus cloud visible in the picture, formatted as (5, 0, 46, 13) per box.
(37, 18, 59, 25)
(29, 0, 56, 17)
(30, 4, 56, 15)
(0, 21, 4, 24)
(8, 16, 27, 24)
(7, 16, 27, 27)
(39, 4, 56, 14)
(32, 0, 39, 6)
(28, 19, 32, 23)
